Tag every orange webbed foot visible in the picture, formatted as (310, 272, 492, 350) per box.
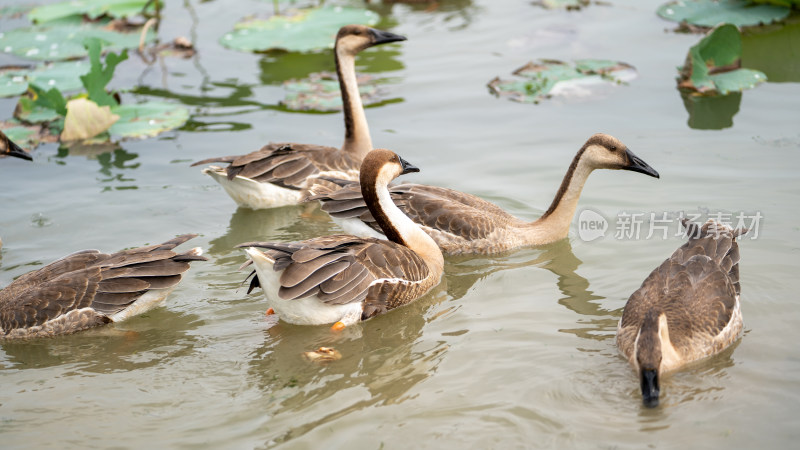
(265, 308, 275, 316)
(331, 321, 346, 332)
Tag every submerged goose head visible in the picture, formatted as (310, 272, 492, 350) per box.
(335, 25, 407, 55)
(578, 133, 659, 178)
(0, 131, 32, 161)
(635, 309, 664, 408)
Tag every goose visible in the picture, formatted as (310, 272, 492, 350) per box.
(307, 133, 660, 255)
(191, 25, 407, 209)
(0, 131, 32, 161)
(617, 219, 747, 407)
(238, 149, 444, 330)
(0, 235, 207, 339)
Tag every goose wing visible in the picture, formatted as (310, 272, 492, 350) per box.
(619, 224, 743, 357)
(192, 143, 360, 190)
(308, 179, 520, 240)
(0, 235, 206, 334)
(240, 234, 431, 310)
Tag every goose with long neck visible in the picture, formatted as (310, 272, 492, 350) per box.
(617, 219, 747, 407)
(308, 133, 660, 255)
(191, 25, 406, 209)
(0, 235, 207, 339)
(0, 131, 32, 161)
(239, 149, 443, 330)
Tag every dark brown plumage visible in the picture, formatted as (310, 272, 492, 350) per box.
(0, 235, 207, 339)
(617, 219, 746, 407)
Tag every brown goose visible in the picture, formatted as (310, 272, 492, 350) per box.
(0, 131, 32, 161)
(239, 149, 444, 330)
(307, 133, 659, 255)
(191, 25, 407, 209)
(617, 219, 747, 407)
(0, 235, 207, 339)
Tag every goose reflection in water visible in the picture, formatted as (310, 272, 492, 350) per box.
(245, 281, 448, 446)
(0, 307, 202, 372)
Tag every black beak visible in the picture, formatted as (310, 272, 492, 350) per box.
(640, 368, 660, 408)
(624, 148, 659, 179)
(399, 156, 419, 175)
(4, 137, 32, 161)
(369, 28, 407, 46)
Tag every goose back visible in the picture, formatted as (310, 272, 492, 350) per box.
(0, 235, 207, 339)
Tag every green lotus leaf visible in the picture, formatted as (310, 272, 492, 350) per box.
(0, 119, 59, 151)
(221, 6, 380, 53)
(657, 0, 790, 28)
(281, 71, 383, 111)
(488, 59, 636, 103)
(0, 21, 154, 61)
(109, 102, 190, 138)
(678, 23, 767, 95)
(0, 61, 90, 98)
(29, 0, 155, 24)
(15, 97, 62, 123)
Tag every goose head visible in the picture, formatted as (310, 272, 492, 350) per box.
(0, 131, 32, 161)
(580, 133, 659, 178)
(635, 309, 664, 408)
(335, 25, 406, 55)
(360, 148, 419, 188)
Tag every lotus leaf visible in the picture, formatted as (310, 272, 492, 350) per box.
(81, 39, 128, 107)
(29, 0, 155, 24)
(108, 102, 190, 138)
(221, 6, 380, 53)
(678, 23, 767, 95)
(61, 98, 120, 141)
(657, 0, 790, 28)
(281, 72, 382, 111)
(0, 21, 154, 61)
(488, 59, 636, 103)
(0, 61, 90, 98)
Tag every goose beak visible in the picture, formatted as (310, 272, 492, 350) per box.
(369, 28, 407, 45)
(640, 368, 660, 408)
(624, 148, 659, 179)
(4, 137, 32, 161)
(399, 156, 419, 175)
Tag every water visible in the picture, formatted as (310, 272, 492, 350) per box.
(2, 0, 799, 448)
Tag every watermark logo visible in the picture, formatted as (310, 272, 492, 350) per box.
(575, 208, 762, 242)
(578, 209, 608, 242)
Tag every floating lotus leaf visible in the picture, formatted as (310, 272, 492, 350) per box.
(29, 0, 155, 24)
(0, 20, 154, 61)
(280, 71, 383, 111)
(0, 5, 31, 19)
(15, 97, 63, 123)
(657, 0, 790, 28)
(108, 102, 190, 138)
(221, 6, 380, 53)
(488, 59, 636, 103)
(0, 119, 59, 150)
(0, 61, 90, 98)
(61, 98, 120, 141)
(678, 23, 766, 95)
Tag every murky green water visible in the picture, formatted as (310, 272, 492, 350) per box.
(2, 0, 799, 448)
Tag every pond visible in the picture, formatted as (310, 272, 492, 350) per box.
(1, 0, 799, 447)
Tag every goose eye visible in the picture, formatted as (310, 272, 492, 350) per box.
(610, 146, 617, 152)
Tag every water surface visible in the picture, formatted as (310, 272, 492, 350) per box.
(1, 0, 799, 448)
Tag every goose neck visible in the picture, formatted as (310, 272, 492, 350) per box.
(335, 47, 372, 159)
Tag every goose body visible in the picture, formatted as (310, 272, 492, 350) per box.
(308, 133, 660, 255)
(0, 131, 32, 161)
(240, 149, 444, 328)
(192, 25, 406, 209)
(0, 235, 207, 339)
(616, 219, 746, 407)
